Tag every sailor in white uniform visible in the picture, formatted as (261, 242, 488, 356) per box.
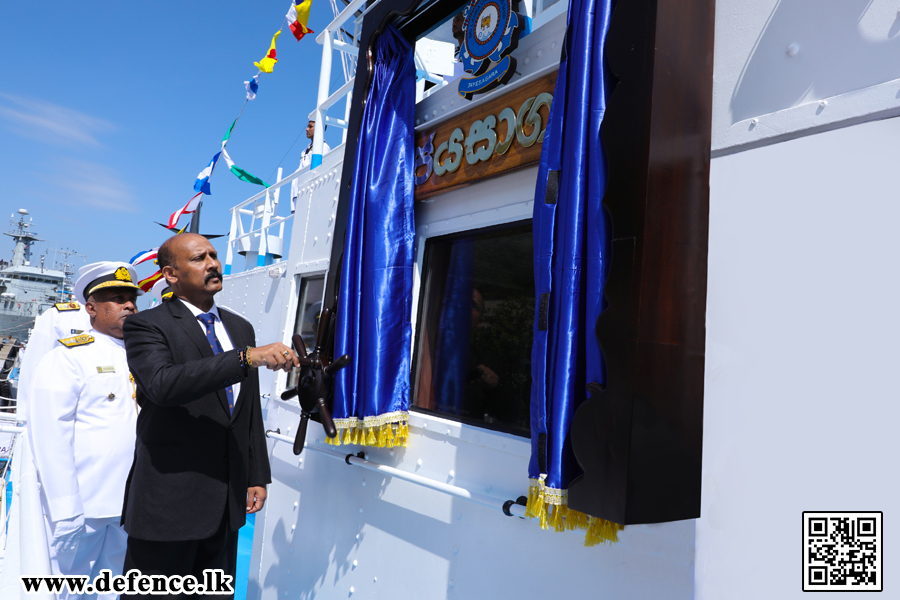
(29, 262, 142, 599)
(16, 272, 92, 421)
(146, 276, 173, 308)
(290, 118, 331, 213)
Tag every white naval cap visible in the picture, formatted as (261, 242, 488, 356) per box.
(148, 275, 173, 304)
(75, 261, 144, 304)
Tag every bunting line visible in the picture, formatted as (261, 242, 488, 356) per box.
(129, 247, 159, 266)
(254, 30, 282, 74)
(221, 148, 270, 187)
(130, 0, 313, 278)
(167, 193, 202, 229)
(138, 271, 164, 292)
(194, 152, 222, 195)
(288, 0, 315, 40)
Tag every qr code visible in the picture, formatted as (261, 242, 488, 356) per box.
(803, 512, 882, 591)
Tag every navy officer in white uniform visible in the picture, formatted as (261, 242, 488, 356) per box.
(16, 266, 92, 575)
(29, 261, 142, 599)
(17, 264, 94, 420)
(290, 118, 330, 213)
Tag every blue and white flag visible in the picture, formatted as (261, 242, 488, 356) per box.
(194, 151, 221, 195)
(128, 247, 158, 266)
(244, 75, 259, 101)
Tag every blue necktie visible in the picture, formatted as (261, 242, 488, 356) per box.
(197, 312, 234, 414)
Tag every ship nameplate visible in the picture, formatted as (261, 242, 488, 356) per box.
(414, 69, 557, 201)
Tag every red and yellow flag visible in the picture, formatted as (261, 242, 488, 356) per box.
(138, 271, 163, 293)
(287, 0, 315, 41)
(255, 31, 281, 73)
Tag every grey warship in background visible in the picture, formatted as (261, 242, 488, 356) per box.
(0, 209, 77, 341)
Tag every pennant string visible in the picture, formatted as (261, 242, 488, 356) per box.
(134, 1, 312, 269)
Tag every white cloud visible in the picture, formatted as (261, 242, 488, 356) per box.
(0, 93, 115, 147)
(51, 158, 138, 213)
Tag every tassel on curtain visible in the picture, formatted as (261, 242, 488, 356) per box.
(330, 24, 416, 448)
(526, 0, 622, 545)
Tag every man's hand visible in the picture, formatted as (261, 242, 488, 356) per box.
(51, 513, 85, 555)
(247, 486, 268, 513)
(249, 343, 300, 372)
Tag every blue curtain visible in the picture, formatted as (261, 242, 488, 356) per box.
(332, 24, 415, 448)
(526, 0, 619, 544)
(432, 240, 475, 416)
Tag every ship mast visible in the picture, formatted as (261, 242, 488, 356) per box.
(51, 247, 86, 302)
(4, 209, 43, 267)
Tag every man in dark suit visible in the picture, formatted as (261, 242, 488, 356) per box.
(121, 233, 298, 596)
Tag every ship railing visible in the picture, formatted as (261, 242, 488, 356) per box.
(0, 404, 21, 422)
(224, 0, 371, 276)
(226, 0, 569, 275)
(0, 426, 55, 596)
(224, 167, 292, 275)
(224, 141, 349, 276)
(309, 0, 378, 167)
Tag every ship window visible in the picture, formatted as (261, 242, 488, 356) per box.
(286, 275, 325, 390)
(412, 220, 534, 436)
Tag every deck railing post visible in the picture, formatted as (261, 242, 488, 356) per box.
(224, 209, 238, 275)
(312, 31, 334, 169)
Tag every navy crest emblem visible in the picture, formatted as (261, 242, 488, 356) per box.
(457, 0, 522, 100)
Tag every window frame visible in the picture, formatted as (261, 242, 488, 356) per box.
(409, 166, 539, 437)
(410, 218, 535, 437)
(283, 272, 327, 394)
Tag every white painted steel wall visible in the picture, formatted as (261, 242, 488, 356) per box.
(697, 117, 900, 598)
(284, 147, 343, 276)
(701, 3, 900, 594)
(713, 0, 900, 154)
(239, 161, 697, 600)
(226, 2, 900, 595)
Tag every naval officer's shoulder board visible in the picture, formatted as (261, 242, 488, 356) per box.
(58, 334, 94, 348)
(54, 302, 81, 311)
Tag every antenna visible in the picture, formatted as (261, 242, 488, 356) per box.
(49, 247, 87, 302)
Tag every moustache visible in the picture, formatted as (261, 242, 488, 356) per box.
(205, 270, 223, 283)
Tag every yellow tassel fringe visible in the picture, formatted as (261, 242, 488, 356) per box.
(324, 412, 409, 449)
(525, 477, 623, 546)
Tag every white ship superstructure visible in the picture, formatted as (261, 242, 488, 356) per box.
(214, 1, 899, 598)
(3, 0, 898, 598)
(0, 210, 73, 341)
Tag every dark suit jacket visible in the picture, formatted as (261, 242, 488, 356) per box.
(122, 298, 271, 541)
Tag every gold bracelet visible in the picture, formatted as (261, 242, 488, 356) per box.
(245, 346, 253, 368)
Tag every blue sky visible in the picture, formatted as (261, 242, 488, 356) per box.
(0, 1, 346, 304)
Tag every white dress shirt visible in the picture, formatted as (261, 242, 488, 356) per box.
(181, 300, 241, 404)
